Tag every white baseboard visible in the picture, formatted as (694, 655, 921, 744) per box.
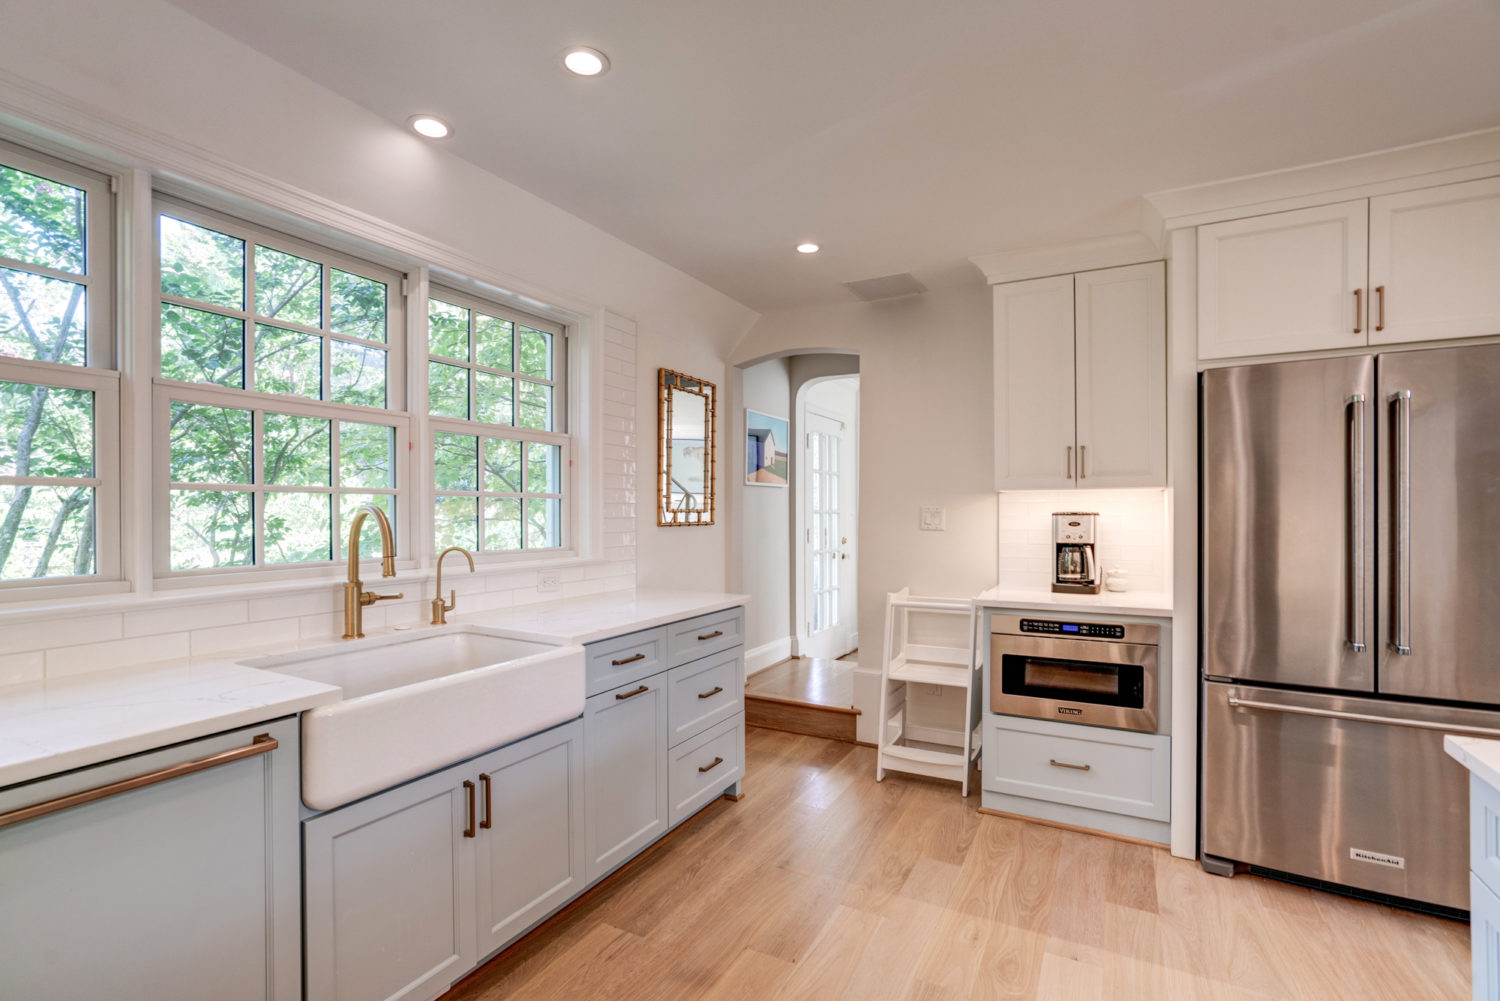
(745, 637, 794, 677)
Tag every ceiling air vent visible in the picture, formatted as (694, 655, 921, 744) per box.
(842, 273, 927, 301)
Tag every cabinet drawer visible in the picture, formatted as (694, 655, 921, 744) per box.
(984, 716, 1169, 821)
(667, 648, 744, 746)
(668, 713, 744, 827)
(1472, 774, 1500, 902)
(585, 626, 668, 697)
(666, 607, 744, 667)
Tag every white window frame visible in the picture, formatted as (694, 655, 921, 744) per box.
(0, 140, 121, 596)
(151, 198, 412, 585)
(426, 284, 573, 561)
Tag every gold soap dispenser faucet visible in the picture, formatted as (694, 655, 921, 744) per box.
(431, 546, 476, 625)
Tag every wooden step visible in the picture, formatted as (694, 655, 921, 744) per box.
(745, 693, 859, 742)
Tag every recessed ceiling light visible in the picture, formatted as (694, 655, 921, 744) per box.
(408, 115, 452, 139)
(563, 47, 610, 77)
(796, 242, 821, 254)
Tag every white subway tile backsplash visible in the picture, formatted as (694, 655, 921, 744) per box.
(45, 633, 190, 679)
(124, 600, 248, 637)
(0, 651, 44, 686)
(0, 613, 123, 654)
(996, 488, 1170, 593)
(189, 618, 301, 657)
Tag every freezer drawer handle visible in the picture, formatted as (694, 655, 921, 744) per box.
(1225, 696, 1500, 737)
(1347, 394, 1366, 653)
(1390, 390, 1413, 656)
(0, 733, 277, 831)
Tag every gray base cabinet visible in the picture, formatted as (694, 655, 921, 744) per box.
(0, 719, 301, 1001)
(584, 675, 669, 883)
(303, 719, 584, 1001)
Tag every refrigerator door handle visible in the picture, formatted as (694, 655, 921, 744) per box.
(1348, 394, 1366, 653)
(1391, 389, 1413, 656)
(1227, 694, 1500, 738)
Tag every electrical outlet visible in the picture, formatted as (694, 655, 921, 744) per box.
(538, 571, 561, 593)
(919, 506, 945, 531)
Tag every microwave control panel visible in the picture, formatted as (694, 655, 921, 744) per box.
(1018, 618, 1125, 640)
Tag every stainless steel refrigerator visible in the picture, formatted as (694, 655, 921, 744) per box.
(1200, 343, 1500, 913)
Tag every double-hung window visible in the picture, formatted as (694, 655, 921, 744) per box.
(154, 200, 408, 577)
(427, 288, 568, 556)
(0, 142, 118, 589)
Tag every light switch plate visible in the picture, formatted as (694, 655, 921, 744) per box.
(919, 506, 945, 531)
(538, 571, 561, 593)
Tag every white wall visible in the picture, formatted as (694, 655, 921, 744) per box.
(0, 0, 759, 680)
(735, 358, 793, 652)
(730, 285, 997, 682)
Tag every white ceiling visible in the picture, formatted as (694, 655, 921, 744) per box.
(165, 0, 1500, 311)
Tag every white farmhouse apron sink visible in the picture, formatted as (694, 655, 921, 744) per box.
(245, 626, 585, 810)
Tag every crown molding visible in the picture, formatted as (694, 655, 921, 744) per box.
(1146, 126, 1500, 231)
(968, 231, 1162, 286)
(0, 67, 601, 322)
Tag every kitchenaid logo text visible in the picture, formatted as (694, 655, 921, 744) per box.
(1349, 848, 1406, 869)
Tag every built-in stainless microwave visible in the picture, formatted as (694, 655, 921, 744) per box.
(989, 616, 1160, 733)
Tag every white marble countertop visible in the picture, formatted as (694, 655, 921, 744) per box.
(973, 586, 1174, 619)
(448, 589, 751, 645)
(0, 588, 750, 789)
(1444, 735, 1500, 792)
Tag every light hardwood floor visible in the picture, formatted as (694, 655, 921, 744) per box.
(745, 657, 855, 708)
(439, 727, 1470, 1001)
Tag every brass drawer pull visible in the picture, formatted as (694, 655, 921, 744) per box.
(697, 686, 724, 700)
(615, 684, 650, 701)
(698, 756, 725, 773)
(697, 630, 724, 641)
(0, 733, 277, 832)
(611, 652, 646, 666)
(1049, 759, 1091, 772)
(478, 773, 492, 830)
(463, 780, 476, 838)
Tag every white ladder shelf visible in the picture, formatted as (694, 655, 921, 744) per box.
(875, 588, 982, 796)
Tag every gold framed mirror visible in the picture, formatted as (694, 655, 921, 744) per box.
(658, 368, 716, 526)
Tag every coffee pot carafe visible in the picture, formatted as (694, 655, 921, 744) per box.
(1052, 512, 1101, 595)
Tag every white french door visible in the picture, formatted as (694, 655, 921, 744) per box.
(802, 410, 856, 659)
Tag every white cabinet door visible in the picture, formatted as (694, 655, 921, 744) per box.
(473, 721, 585, 959)
(1198, 199, 1369, 359)
(993, 274, 1077, 489)
(584, 676, 668, 883)
(1074, 262, 1166, 487)
(304, 763, 476, 1001)
(1369, 176, 1500, 346)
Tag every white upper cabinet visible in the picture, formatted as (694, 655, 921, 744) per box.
(993, 274, 1077, 490)
(993, 262, 1166, 491)
(1197, 200, 1368, 360)
(1368, 176, 1500, 346)
(1075, 262, 1167, 488)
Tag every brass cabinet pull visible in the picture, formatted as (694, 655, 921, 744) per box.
(615, 684, 650, 701)
(478, 773, 492, 830)
(1375, 285, 1386, 332)
(1049, 758, 1091, 772)
(0, 733, 277, 832)
(463, 780, 476, 838)
(611, 652, 646, 666)
(1354, 288, 1363, 334)
(697, 686, 724, 700)
(697, 630, 724, 641)
(1079, 445, 1088, 479)
(1066, 445, 1073, 479)
(698, 756, 725, 773)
